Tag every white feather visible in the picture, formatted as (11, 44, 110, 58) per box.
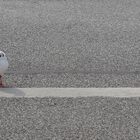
(0, 51, 9, 75)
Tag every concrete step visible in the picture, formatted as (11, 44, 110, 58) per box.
(0, 88, 140, 97)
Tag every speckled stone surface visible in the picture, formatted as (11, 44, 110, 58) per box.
(0, 97, 140, 139)
(1, 1, 140, 140)
(4, 73, 140, 87)
(0, 0, 140, 87)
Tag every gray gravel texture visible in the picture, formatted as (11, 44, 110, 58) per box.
(5, 73, 140, 87)
(1, 0, 140, 87)
(1, 1, 140, 140)
(0, 97, 140, 140)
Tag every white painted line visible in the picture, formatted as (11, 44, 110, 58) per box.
(0, 88, 140, 97)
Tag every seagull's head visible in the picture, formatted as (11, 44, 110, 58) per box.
(0, 51, 9, 75)
(0, 51, 8, 60)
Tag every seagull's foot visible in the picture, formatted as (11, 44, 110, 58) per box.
(0, 84, 5, 88)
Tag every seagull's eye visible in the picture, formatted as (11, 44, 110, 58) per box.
(0, 54, 1, 57)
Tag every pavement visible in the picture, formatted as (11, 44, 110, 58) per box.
(0, 0, 140, 87)
(0, 93, 140, 139)
(0, 1, 140, 140)
(4, 73, 140, 87)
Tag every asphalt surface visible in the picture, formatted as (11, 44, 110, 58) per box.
(5, 73, 140, 87)
(1, 0, 140, 87)
(0, 1, 140, 140)
(0, 97, 140, 139)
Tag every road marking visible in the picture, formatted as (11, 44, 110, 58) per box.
(0, 88, 140, 97)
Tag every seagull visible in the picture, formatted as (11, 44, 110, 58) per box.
(0, 51, 9, 88)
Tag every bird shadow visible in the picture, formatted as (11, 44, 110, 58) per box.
(0, 88, 25, 97)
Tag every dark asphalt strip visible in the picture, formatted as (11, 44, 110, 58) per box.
(4, 73, 140, 87)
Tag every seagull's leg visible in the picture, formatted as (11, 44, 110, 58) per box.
(0, 75, 4, 88)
